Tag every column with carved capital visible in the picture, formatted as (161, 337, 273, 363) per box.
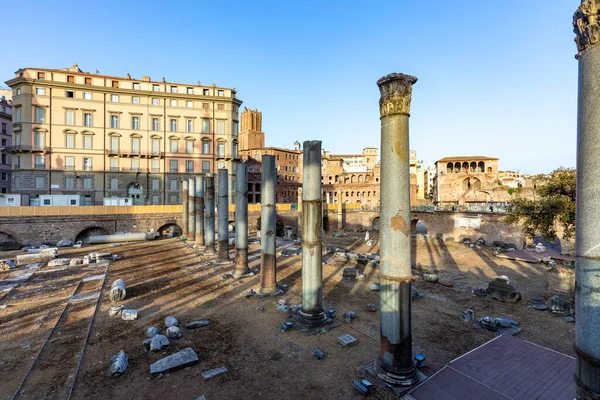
(573, 2, 600, 398)
(375, 73, 418, 387)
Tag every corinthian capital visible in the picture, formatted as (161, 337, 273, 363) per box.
(377, 73, 418, 118)
(574, 0, 600, 57)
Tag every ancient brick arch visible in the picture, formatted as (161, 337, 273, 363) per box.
(75, 226, 110, 243)
(0, 229, 21, 250)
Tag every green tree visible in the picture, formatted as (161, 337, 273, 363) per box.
(505, 168, 576, 240)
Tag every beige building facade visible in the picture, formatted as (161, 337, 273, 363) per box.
(0, 94, 12, 193)
(5, 64, 242, 204)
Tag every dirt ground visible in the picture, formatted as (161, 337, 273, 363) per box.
(0, 233, 575, 400)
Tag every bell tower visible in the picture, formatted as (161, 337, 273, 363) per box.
(239, 108, 265, 151)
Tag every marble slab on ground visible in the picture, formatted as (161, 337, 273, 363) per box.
(150, 348, 199, 374)
(69, 290, 101, 303)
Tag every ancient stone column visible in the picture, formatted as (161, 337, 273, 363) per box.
(217, 168, 229, 263)
(297, 187, 303, 212)
(182, 179, 189, 237)
(298, 141, 327, 325)
(337, 190, 343, 231)
(204, 173, 216, 254)
(259, 155, 277, 294)
(573, 4, 600, 397)
(195, 176, 205, 245)
(375, 73, 418, 386)
(233, 162, 249, 277)
(188, 178, 196, 241)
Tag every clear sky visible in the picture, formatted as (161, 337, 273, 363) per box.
(2, 0, 579, 174)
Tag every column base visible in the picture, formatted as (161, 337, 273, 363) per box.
(359, 361, 424, 395)
(293, 311, 340, 335)
(232, 248, 249, 278)
(257, 286, 280, 296)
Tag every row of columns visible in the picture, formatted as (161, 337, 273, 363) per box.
(180, 166, 250, 272)
(179, 74, 421, 392)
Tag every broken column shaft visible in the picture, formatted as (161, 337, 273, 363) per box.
(298, 140, 327, 325)
(182, 179, 189, 237)
(259, 155, 277, 294)
(188, 178, 196, 241)
(375, 73, 418, 386)
(217, 169, 229, 262)
(195, 176, 205, 245)
(337, 190, 343, 231)
(204, 173, 216, 254)
(573, 6, 600, 397)
(233, 162, 249, 277)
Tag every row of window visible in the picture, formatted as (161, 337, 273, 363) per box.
(15, 155, 212, 174)
(30, 87, 233, 110)
(27, 107, 238, 135)
(35, 72, 230, 97)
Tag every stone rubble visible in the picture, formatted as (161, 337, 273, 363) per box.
(202, 366, 228, 381)
(121, 309, 138, 320)
(109, 279, 127, 302)
(166, 326, 183, 339)
(184, 320, 211, 329)
(108, 350, 128, 377)
(165, 316, 179, 328)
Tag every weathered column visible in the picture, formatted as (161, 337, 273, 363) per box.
(204, 173, 216, 254)
(233, 162, 249, 277)
(375, 73, 418, 386)
(297, 188, 303, 212)
(298, 141, 327, 326)
(217, 169, 229, 263)
(573, 6, 600, 398)
(182, 179, 189, 237)
(326, 191, 330, 204)
(195, 176, 204, 245)
(259, 155, 277, 294)
(188, 178, 196, 241)
(337, 190, 343, 231)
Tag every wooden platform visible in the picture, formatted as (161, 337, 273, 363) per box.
(405, 335, 575, 400)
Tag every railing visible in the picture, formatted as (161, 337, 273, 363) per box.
(34, 163, 46, 169)
(106, 149, 164, 158)
(83, 165, 93, 171)
(121, 167, 148, 172)
(64, 166, 76, 171)
(3, 145, 50, 153)
(411, 204, 511, 213)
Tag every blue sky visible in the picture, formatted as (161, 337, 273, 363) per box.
(2, 1, 578, 174)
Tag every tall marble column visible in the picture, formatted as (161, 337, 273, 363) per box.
(188, 178, 196, 241)
(217, 169, 229, 263)
(259, 155, 277, 294)
(337, 190, 343, 231)
(375, 73, 418, 387)
(195, 176, 205, 245)
(573, 4, 600, 397)
(298, 141, 327, 326)
(233, 162, 249, 277)
(182, 179, 189, 236)
(204, 174, 216, 254)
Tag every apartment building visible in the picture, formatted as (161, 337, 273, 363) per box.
(0, 94, 12, 193)
(4, 64, 242, 204)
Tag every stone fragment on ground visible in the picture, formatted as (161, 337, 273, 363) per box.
(438, 276, 455, 287)
(368, 283, 380, 291)
(202, 366, 228, 381)
(487, 276, 521, 302)
(109, 305, 123, 317)
(423, 274, 439, 283)
(461, 309, 474, 322)
(337, 333, 358, 347)
(69, 291, 100, 303)
(166, 326, 183, 339)
(185, 320, 211, 329)
(165, 316, 179, 328)
(57, 240, 73, 247)
(366, 303, 377, 312)
(108, 350, 128, 377)
(70, 258, 83, 266)
(343, 267, 358, 280)
(343, 311, 356, 323)
(149, 347, 199, 375)
(146, 335, 169, 351)
(121, 309, 137, 320)
(146, 327, 160, 338)
(109, 279, 126, 302)
(549, 295, 573, 316)
(0, 260, 16, 271)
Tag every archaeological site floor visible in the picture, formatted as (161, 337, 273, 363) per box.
(0, 234, 574, 399)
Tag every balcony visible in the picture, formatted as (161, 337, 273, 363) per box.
(106, 149, 164, 158)
(34, 164, 46, 169)
(3, 145, 50, 153)
(121, 167, 148, 172)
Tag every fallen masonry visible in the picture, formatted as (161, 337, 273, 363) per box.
(150, 348, 199, 375)
(337, 334, 358, 347)
(202, 366, 228, 381)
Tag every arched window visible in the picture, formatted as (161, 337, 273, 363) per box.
(462, 162, 469, 172)
(454, 162, 461, 173)
(447, 162, 453, 173)
(478, 161, 485, 173)
(358, 175, 364, 183)
(487, 167, 492, 173)
(470, 161, 476, 172)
